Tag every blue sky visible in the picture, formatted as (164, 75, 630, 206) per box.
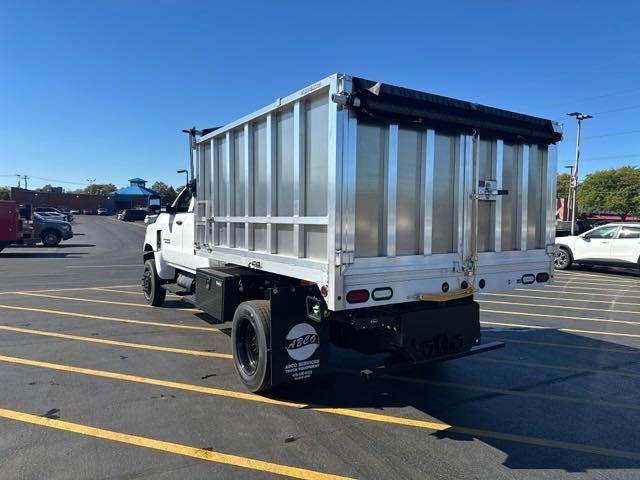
(1, 0, 639, 190)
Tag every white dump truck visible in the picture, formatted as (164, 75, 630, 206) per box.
(143, 74, 562, 392)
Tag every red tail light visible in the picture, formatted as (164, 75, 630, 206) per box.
(536, 272, 550, 283)
(346, 289, 369, 304)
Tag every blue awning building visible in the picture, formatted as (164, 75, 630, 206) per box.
(113, 178, 160, 212)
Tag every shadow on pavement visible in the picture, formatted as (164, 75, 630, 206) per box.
(57, 244, 96, 248)
(264, 328, 640, 472)
(0, 252, 89, 258)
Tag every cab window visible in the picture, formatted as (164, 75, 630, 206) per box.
(174, 187, 192, 213)
(586, 225, 618, 239)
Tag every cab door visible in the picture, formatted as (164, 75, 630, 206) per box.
(161, 188, 192, 267)
(610, 225, 640, 264)
(573, 225, 619, 261)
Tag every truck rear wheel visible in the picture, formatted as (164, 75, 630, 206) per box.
(142, 259, 166, 306)
(232, 300, 272, 392)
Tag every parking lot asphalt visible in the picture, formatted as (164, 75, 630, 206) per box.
(1, 215, 639, 479)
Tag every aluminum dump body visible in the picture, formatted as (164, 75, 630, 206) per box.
(193, 74, 561, 311)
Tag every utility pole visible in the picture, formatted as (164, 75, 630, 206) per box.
(22, 175, 29, 190)
(567, 112, 593, 235)
(563, 165, 574, 221)
(16, 174, 21, 188)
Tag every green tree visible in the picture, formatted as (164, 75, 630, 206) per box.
(151, 181, 178, 206)
(556, 172, 571, 198)
(578, 166, 640, 220)
(0, 186, 10, 200)
(84, 183, 116, 195)
(36, 184, 63, 193)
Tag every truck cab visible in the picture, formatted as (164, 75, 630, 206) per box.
(143, 185, 210, 289)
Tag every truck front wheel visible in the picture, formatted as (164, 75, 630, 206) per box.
(41, 230, 61, 247)
(232, 300, 272, 392)
(142, 259, 166, 306)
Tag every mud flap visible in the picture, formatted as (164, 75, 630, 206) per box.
(270, 286, 330, 387)
(397, 300, 481, 361)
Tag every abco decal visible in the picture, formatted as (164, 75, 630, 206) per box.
(285, 323, 319, 361)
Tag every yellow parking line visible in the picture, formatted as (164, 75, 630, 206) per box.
(377, 373, 640, 410)
(15, 292, 199, 312)
(475, 357, 640, 379)
(479, 292, 640, 307)
(0, 304, 217, 332)
(516, 288, 639, 299)
(92, 287, 182, 299)
(0, 407, 352, 480)
(482, 335, 640, 355)
(65, 265, 141, 269)
(0, 285, 139, 295)
(555, 271, 640, 284)
(481, 321, 640, 338)
(0, 325, 231, 359)
(482, 308, 640, 327)
(2, 354, 640, 461)
(552, 279, 640, 288)
(543, 284, 634, 292)
(479, 299, 640, 317)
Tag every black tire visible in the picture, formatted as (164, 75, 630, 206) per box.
(142, 259, 166, 306)
(231, 300, 272, 392)
(41, 230, 61, 247)
(554, 247, 572, 270)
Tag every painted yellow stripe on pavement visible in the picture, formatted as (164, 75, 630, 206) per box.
(482, 308, 640, 327)
(479, 292, 640, 307)
(0, 407, 353, 480)
(16, 292, 199, 312)
(555, 271, 640, 284)
(475, 357, 640, 379)
(0, 285, 139, 295)
(482, 336, 640, 355)
(92, 285, 180, 298)
(552, 279, 640, 288)
(481, 321, 640, 338)
(543, 284, 634, 292)
(0, 304, 217, 332)
(0, 325, 231, 359)
(516, 288, 639, 299)
(376, 373, 640, 410)
(479, 299, 640, 317)
(1, 354, 640, 461)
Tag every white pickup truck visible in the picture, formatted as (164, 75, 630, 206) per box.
(143, 74, 562, 392)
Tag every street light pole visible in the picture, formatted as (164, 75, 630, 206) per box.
(563, 165, 574, 221)
(567, 112, 593, 235)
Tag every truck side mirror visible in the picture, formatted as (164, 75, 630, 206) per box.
(188, 179, 197, 196)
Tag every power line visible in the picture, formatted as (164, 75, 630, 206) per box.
(592, 104, 640, 115)
(583, 129, 640, 140)
(556, 87, 640, 107)
(581, 153, 640, 161)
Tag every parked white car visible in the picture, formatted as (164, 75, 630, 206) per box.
(554, 223, 640, 270)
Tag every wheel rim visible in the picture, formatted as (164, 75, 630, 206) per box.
(555, 250, 568, 267)
(44, 233, 58, 245)
(142, 268, 152, 299)
(236, 316, 259, 376)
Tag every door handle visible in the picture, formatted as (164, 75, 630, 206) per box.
(176, 220, 183, 226)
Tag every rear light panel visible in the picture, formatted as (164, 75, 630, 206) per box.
(536, 272, 550, 283)
(346, 289, 369, 304)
